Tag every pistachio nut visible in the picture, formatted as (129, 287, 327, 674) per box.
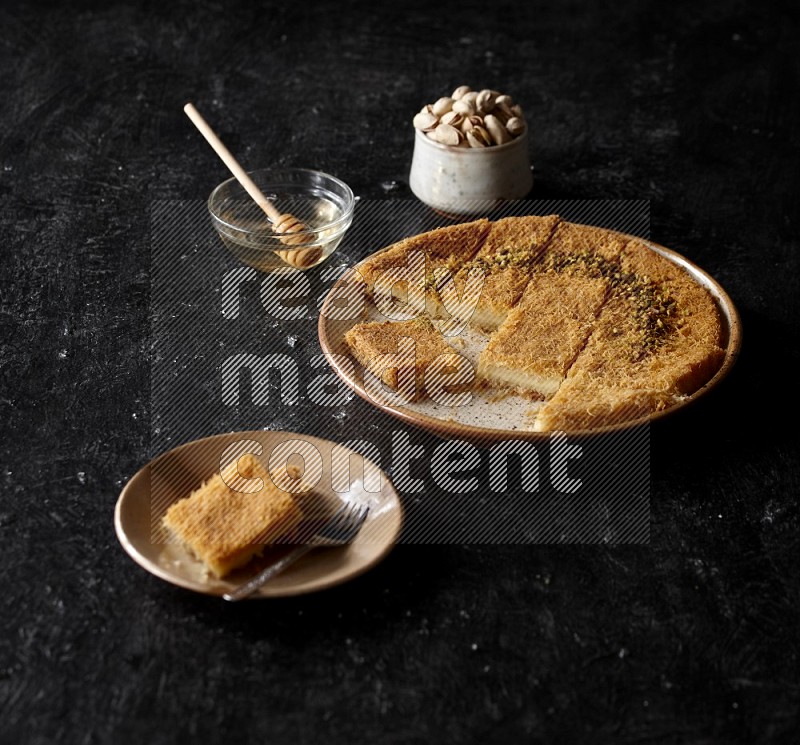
(431, 96, 454, 117)
(505, 116, 525, 136)
(476, 89, 496, 114)
(494, 96, 516, 123)
(452, 99, 476, 116)
(466, 126, 491, 148)
(414, 88, 526, 147)
(460, 114, 483, 133)
(433, 123, 463, 146)
(484, 114, 511, 145)
(440, 110, 464, 128)
(413, 111, 439, 132)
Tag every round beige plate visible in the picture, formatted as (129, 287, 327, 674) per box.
(115, 430, 403, 598)
(318, 227, 742, 442)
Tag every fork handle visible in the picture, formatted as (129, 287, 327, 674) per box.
(223, 545, 314, 602)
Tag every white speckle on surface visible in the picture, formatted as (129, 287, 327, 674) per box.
(58, 350, 67, 359)
(471, 643, 478, 651)
(77, 472, 87, 485)
(618, 647, 628, 659)
(286, 335, 298, 348)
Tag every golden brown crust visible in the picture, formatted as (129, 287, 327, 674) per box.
(346, 217, 726, 431)
(603, 241, 724, 389)
(343, 317, 455, 396)
(478, 274, 609, 396)
(356, 218, 491, 292)
(619, 239, 686, 283)
(544, 221, 630, 267)
(452, 214, 561, 326)
(534, 241, 725, 430)
(534, 373, 673, 431)
(162, 454, 305, 578)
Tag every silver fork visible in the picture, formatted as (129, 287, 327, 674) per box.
(223, 502, 370, 602)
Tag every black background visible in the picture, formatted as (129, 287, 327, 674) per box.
(1, 0, 798, 742)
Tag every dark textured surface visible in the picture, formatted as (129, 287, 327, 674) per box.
(1, 0, 799, 742)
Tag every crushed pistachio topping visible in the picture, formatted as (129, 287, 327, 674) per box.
(543, 248, 679, 358)
(423, 242, 680, 358)
(464, 245, 541, 274)
(623, 282, 678, 359)
(543, 249, 615, 278)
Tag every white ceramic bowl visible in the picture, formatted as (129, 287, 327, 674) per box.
(409, 129, 533, 214)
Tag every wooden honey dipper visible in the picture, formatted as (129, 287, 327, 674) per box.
(184, 103, 322, 268)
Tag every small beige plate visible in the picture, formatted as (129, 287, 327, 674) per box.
(115, 430, 403, 598)
(318, 227, 741, 442)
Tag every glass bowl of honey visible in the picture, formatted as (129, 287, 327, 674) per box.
(208, 168, 355, 271)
